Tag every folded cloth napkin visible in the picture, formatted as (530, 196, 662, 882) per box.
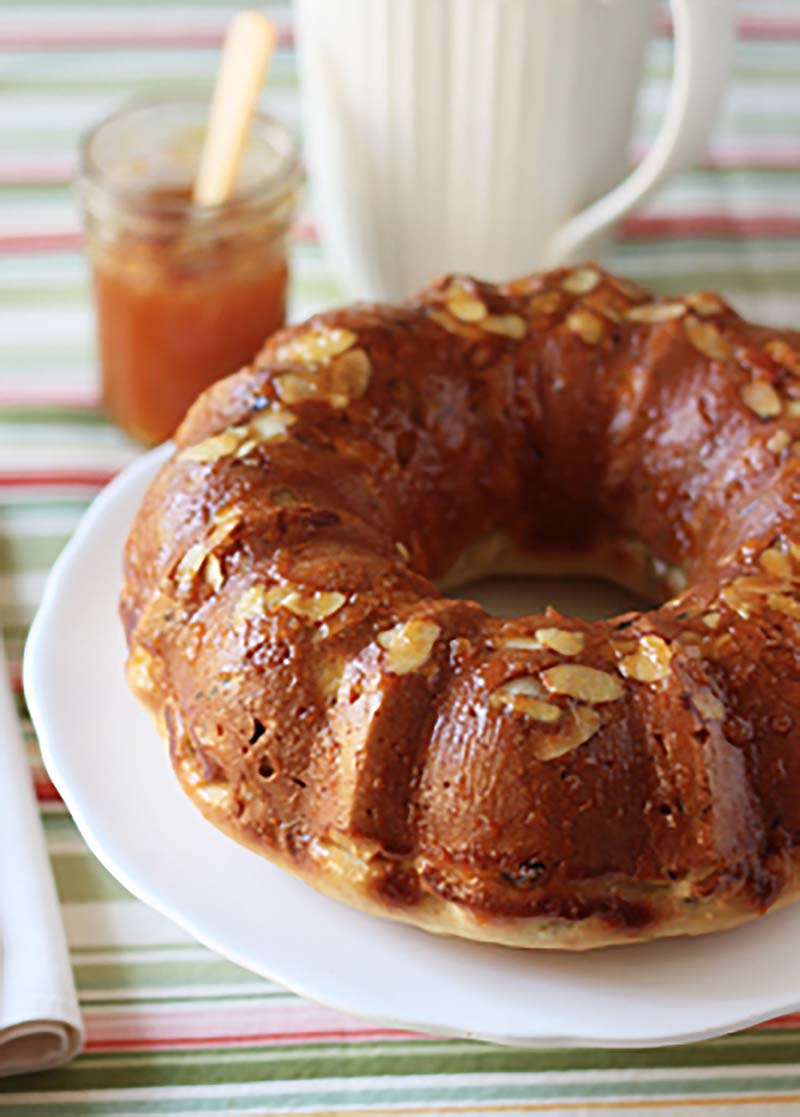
(0, 637, 83, 1077)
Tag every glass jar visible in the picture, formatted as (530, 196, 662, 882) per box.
(77, 98, 303, 445)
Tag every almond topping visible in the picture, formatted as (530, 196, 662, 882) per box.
(767, 592, 800, 620)
(489, 677, 562, 724)
(618, 635, 673, 683)
(766, 338, 800, 376)
(275, 325, 357, 366)
(377, 618, 441, 675)
(233, 585, 266, 631)
(541, 664, 624, 704)
(447, 295, 487, 323)
(693, 689, 725, 722)
(741, 380, 782, 420)
(481, 313, 527, 340)
(265, 586, 347, 621)
(760, 546, 792, 579)
(686, 292, 723, 317)
(178, 427, 247, 463)
(566, 309, 604, 345)
(329, 348, 372, 405)
(561, 268, 600, 295)
(532, 706, 602, 760)
(534, 627, 585, 656)
(175, 508, 241, 589)
(194, 782, 232, 808)
(529, 290, 562, 316)
(500, 636, 541, 651)
(445, 282, 487, 322)
(702, 612, 722, 629)
(767, 430, 791, 455)
(428, 308, 469, 336)
(178, 409, 295, 463)
(624, 301, 685, 323)
(203, 553, 224, 592)
(684, 315, 731, 361)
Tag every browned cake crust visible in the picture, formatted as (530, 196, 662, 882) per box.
(121, 266, 800, 949)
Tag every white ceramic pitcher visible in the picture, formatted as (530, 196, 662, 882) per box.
(295, 0, 736, 300)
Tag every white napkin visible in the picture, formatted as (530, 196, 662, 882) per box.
(0, 638, 83, 1077)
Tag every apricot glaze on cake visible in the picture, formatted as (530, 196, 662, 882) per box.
(121, 266, 800, 949)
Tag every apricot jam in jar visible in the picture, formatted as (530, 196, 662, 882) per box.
(78, 99, 302, 445)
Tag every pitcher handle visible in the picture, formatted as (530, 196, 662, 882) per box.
(544, 0, 736, 267)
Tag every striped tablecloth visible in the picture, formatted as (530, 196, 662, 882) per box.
(3, 1, 800, 1112)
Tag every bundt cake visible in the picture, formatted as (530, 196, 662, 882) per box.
(121, 265, 800, 949)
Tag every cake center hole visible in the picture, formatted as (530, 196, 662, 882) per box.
(451, 573, 650, 622)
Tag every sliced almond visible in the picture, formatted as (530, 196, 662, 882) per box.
(377, 618, 441, 675)
(684, 315, 731, 361)
(489, 677, 562, 724)
(702, 611, 722, 629)
(447, 296, 487, 323)
(500, 636, 541, 651)
(618, 634, 673, 683)
(481, 313, 527, 340)
(178, 427, 248, 463)
(194, 782, 232, 808)
(233, 585, 266, 631)
(534, 627, 585, 656)
(178, 409, 295, 464)
(561, 268, 599, 295)
(741, 381, 782, 420)
(532, 705, 602, 761)
(175, 508, 241, 589)
(542, 664, 624, 704)
(566, 309, 604, 345)
(767, 592, 800, 620)
(428, 308, 472, 336)
(766, 338, 800, 376)
(204, 552, 224, 592)
(693, 689, 726, 722)
(624, 301, 685, 324)
(760, 545, 792, 579)
(529, 290, 562, 316)
(767, 430, 791, 455)
(249, 408, 296, 441)
(330, 347, 372, 403)
(686, 292, 723, 317)
(265, 585, 347, 621)
(275, 325, 357, 367)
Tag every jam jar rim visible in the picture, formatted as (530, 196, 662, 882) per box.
(76, 95, 304, 234)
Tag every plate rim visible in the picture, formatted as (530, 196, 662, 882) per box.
(22, 445, 800, 1050)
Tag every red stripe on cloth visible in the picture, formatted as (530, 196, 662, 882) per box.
(0, 25, 293, 50)
(86, 1028, 420, 1051)
(621, 215, 800, 240)
(655, 11, 800, 39)
(0, 161, 77, 185)
(0, 232, 82, 253)
(35, 777, 62, 803)
(0, 470, 114, 488)
(0, 387, 100, 409)
(756, 1012, 800, 1030)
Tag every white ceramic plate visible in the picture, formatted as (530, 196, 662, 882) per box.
(25, 445, 800, 1049)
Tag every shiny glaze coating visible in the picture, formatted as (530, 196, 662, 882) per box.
(122, 267, 800, 948)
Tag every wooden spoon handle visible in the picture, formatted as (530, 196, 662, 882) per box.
(193, 10, 277, 207)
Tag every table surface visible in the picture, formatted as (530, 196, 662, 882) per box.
(3, 1, 800, 1113)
